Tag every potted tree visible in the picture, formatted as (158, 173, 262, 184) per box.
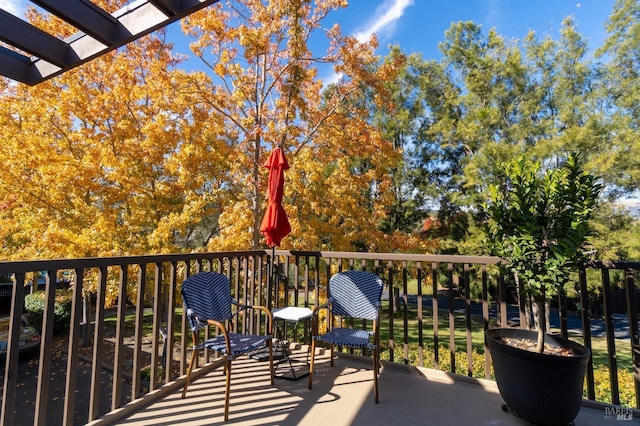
(484, 153, 602, 425)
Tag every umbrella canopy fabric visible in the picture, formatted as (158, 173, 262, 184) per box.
(259, 146, 291, 247)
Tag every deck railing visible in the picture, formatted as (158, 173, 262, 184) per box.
(0, 251, 638, 425)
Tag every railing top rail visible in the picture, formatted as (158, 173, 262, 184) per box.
(276, 250, 503, 265)
(585, 260, 640, 271)
(6, 250, 640, 275)
(0, 250, 269, 274)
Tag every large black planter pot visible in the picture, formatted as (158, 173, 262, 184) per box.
(486, 328, 591, 426)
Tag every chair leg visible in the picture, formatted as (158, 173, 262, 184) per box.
(182, 348, 198, 398)
(330, 344, 334, 366)
(372, 348, 379, 403)
(268, 339, 274, 385)
(224, 358, 231, 422)
(308, 339, 316, 389)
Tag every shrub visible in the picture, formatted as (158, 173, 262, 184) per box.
(382, 341, 636, 406)
(590, 364, 636, 408)
(380, 342, 490, 378)
(24, 289, 73, 332)
(140, 366, 165, 383)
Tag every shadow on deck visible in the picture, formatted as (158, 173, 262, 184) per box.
(91, 346, 615, 426)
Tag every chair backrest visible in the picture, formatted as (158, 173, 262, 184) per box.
(329, 270, 383, 320)
(181, 272, 233, 331)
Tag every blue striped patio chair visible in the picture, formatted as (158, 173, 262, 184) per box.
(181, 272, 274, 422)
(308, 270, 384, 402)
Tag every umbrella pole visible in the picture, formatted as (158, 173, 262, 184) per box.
(271, 246, 277, 309)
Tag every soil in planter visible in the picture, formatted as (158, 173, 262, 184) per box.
(498, 336, 579, 357)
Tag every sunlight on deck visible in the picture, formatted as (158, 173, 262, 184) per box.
(102, 347, 611, 426)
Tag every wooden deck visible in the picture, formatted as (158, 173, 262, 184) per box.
(90, 346, 612, 426)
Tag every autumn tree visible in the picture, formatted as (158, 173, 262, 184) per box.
(0, 0, 415, 278)
(178, 0, 405, 252)
(0, 2, 210, 262)
(0, 2, 213, 307)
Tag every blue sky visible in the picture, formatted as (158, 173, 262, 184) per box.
(327, 0, 617, 59)
(2, 0, 618, 70)
(161, 0, 615, 82)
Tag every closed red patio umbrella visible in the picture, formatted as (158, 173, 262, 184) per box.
(260, 146, 291, 247)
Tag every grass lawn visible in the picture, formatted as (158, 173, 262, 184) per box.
(377, 299, 637, 406)
(102, 297, 633, 374)
(102, 294, 633, 373)
(378, 299, 634, 372)
(100, 296, 636, 406)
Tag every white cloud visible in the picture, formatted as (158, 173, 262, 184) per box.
(0, 0, 26, 17)
(323, 0, 414, 86)
(323, 70, 342, 87)
(354, 0, 414, 43)
(483, 0, 505, 29)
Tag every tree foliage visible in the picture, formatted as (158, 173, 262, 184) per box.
(0, 0, 415, 276)
(485, 153, 602, 350)
(1, 0, 640, 298)
(596, 0, 640, 193)
(0, 1, 202, 260)
(377, 6, 639, 257)
(179, 0, 408, 251)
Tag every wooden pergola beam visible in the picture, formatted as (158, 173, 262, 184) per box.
(0, 0, 219, 86)
(31, 0, 121, 46)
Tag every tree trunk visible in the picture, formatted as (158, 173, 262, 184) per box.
(535, 297, 546, 353)
(252, 133, 262, 249)
(81, 292, 91, 347)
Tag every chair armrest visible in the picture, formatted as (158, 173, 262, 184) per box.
(206, 319, 231, 353)
(250, 304, 274, 335)
(233, 300, 274, 335)
(311, 303, 330, 336)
